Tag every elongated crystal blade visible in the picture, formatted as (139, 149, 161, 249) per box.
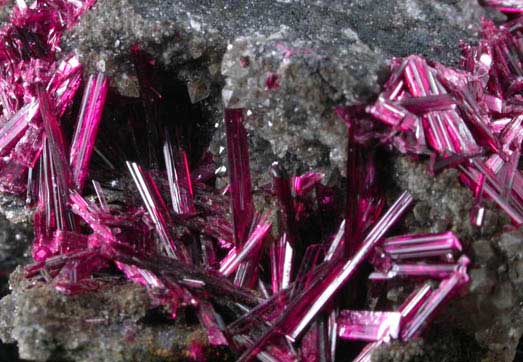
(383, 231, 462, 260)
(337, 310, 401, 342)
(224, 109, 254, 247)
(70, 73, 109, 190)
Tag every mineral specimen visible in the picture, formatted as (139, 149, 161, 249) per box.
(1, 0, 523, 361)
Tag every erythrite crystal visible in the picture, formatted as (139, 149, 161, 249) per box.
(481, 0, 523, 13)
(163, 139, 196, 216)
(225, 109, 254, 246)
(219, 213, 271, 276)
(237, 192, 414, 362)
(337, 311, 401, 342)
(401, 257, 470, 340)
(369, 258, 467, 281)
(127, 161, 190, 262)
(70, 73, 109, 191)
(382, 231, 462, 260)
(367, 17, 523, 229)
(270, 233, 294, 293)
(0, 100, 38, 155)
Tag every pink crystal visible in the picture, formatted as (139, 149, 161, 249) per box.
(480, 1, 523, 13)
(163, 139, 196, 215)
(92, 180, 109, 211)
(367, 96, 419, 131)
(70, 73, 109, 191)
(127, 161, 190, 262)
(292, 172, 324, 197)
(352, 284, 432, 362)
(401, 257, 470, 340)
(369, 259, 466, 281)
(270, 233, 294, 293)
(265, 73, 280, 90)
(337, 311, 401, 342)
(0, 100, 39, 155)
(38, 87, 74, 189)
(237, 192, 413, 362)
(382, 231, 462, 260)
(219, 213, 271, 277)
(301, 317, 331, 362)
(224, 109, 254, 246)
(289, 191, 414, 340)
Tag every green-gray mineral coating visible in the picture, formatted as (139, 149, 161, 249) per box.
(0, 268, 233, 362)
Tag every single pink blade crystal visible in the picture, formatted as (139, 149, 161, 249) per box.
(0, 100, 38, 155)
(325, 220, 346, 262)
(220, 213, 271, 276)
(70, 73, 109, 191)
(292, 172, 324, 197)
(224, 109, 254, 246)
(343, 109, 362, 257)
(271, 162, 297, 245)
(270, 233, 294, 293)
(367, 96, 419, 131)
(280, 236, 294, 290)
(399, 94, 456, 114)
(163, 139, 196, 215)
(369, 261, 464, 281)
(92, 180, 109, 212)
(337, 310, 401, 342)
(383, 231, 462, 259)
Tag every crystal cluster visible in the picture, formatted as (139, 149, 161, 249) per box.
(0, 1, 489, 361)
(368, 17, 523, 229)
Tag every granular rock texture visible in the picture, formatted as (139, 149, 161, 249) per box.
(0, 215, 31, 293)
(390, 157, 508, 241)
(0, 269, 233, 362)
(371, 326, 486, 362)
(217, 0, 489, 181)
(220, 30, 385, 180)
